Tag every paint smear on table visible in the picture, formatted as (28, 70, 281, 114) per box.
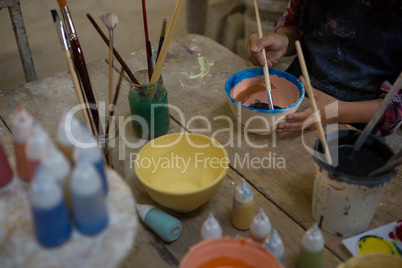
(188, 54, 214, 79)
(343, 220, 402, 256)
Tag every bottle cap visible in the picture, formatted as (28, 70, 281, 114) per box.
(56, 110, 81, 147)
(201, 212, 222, 239)
(12, 103, 33, 143)
(264, 229, 284, 263)
(71, 162, 101, 197)
(30, 165, 62, 209)
(250, 208, 272, 242)
(73, 123, 102, 163)
(302, 224, 324, 253)
(42, 145, 71, 186)
(234, 178, 253, 205)
(26, 122, 51, 161)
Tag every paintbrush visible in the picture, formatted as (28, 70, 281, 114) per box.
(100, 12, 119, 106)
(368, 149, 402, 177)
(51, 9, 94, 135)
(105, 68, 124, 168)
(295, 41, 333, 165)
(86, 13, 139, 85)
(141, 0, 153, 79)
(350, 72, 402, 158)
(156, 18, 167, 62)
(150, 0, 183, 85)
(253, 0, 274, 110)
(57, 0, 103, 137)
(148, 41, 154, 71)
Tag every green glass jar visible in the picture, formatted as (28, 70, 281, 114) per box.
(128, 70, 170, 139)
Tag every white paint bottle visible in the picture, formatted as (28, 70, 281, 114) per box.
(201, 212, 222, 239)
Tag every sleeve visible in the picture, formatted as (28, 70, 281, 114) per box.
(377, 81, 402, 137)
(273, 0, 307, 35)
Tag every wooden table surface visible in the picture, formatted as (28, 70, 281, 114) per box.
(0, 34, 401, 268)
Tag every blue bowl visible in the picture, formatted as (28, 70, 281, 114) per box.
(225, 68, 305, 134)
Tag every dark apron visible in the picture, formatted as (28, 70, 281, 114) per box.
(286, 1, 402, 102)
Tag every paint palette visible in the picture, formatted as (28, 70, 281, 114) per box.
(342, 220, 402, 256)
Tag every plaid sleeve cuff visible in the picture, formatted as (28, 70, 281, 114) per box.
(377, 81, 402, 136)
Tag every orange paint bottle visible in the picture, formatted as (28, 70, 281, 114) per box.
(12, 104, 33, 182)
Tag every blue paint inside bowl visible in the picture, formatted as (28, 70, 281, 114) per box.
(225, 68, 305, 114)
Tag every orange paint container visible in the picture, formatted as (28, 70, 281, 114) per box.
(180, 237, 284, 268)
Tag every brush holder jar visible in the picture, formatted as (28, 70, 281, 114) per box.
(128, 70, 170, 139)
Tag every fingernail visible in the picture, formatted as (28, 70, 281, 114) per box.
(277, 129, 282, 133)
(287, 115, 294, 120)
(252, 44, 259, 51)
(277, 124, 283, 129)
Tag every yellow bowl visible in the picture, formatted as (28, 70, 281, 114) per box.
(337, 253, 402, 268)
(134, 133, 229, 212)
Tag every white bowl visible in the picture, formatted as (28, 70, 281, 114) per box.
(225, 68, 305, 135)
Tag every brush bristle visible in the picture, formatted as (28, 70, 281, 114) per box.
(51, 9, 59, 23)
(57, 0, 67, 7)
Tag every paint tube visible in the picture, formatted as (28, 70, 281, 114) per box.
(250, 208, 272, 243)
(12, 104, 33, 181)
(70, 162, 108, 235)
(136, 204, 182, 243)
(264, 228, 285, 265)
(297, 224, 324, 268)
(201, 212, 222, 239)
(30, 165, 71, 247)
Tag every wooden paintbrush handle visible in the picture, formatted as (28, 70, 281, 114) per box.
(63, 50, 94, 135)
(295, 41, 332, 165)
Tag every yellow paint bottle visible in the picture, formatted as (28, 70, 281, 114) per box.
(232, 179, 255, 230)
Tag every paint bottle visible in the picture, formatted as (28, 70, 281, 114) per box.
(264, 228, 285, 265)
(128, 69, 170, 139)
(136, 204, 182, 243)
(56, 110, 80, 163)
(70, 162, 108, 235)
(30, 165, 71, 247)
(0, 137, 13, 188)
(201, 212, 222, 239)
(12, 103, 33, 182)
(42, 145, 71, 187)
(26, 122, 50, 182)
(232, 178, 255, 230)
(249, 208, 272, 243)
(297, 224, 324, 268)
(74, 124, 108, 195)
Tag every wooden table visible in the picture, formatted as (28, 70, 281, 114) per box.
(0, 34, 401, 268)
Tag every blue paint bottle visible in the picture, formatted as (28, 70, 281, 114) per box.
(30, 165, 71, 247)
(70, 162, 108, 235)
(74, 124, 107, 195)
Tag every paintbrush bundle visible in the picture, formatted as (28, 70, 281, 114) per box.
(56, 0, 103, 138)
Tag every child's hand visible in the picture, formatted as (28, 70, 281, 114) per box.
(276, 76, 338, 132)
(247, 32, 288, 67)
